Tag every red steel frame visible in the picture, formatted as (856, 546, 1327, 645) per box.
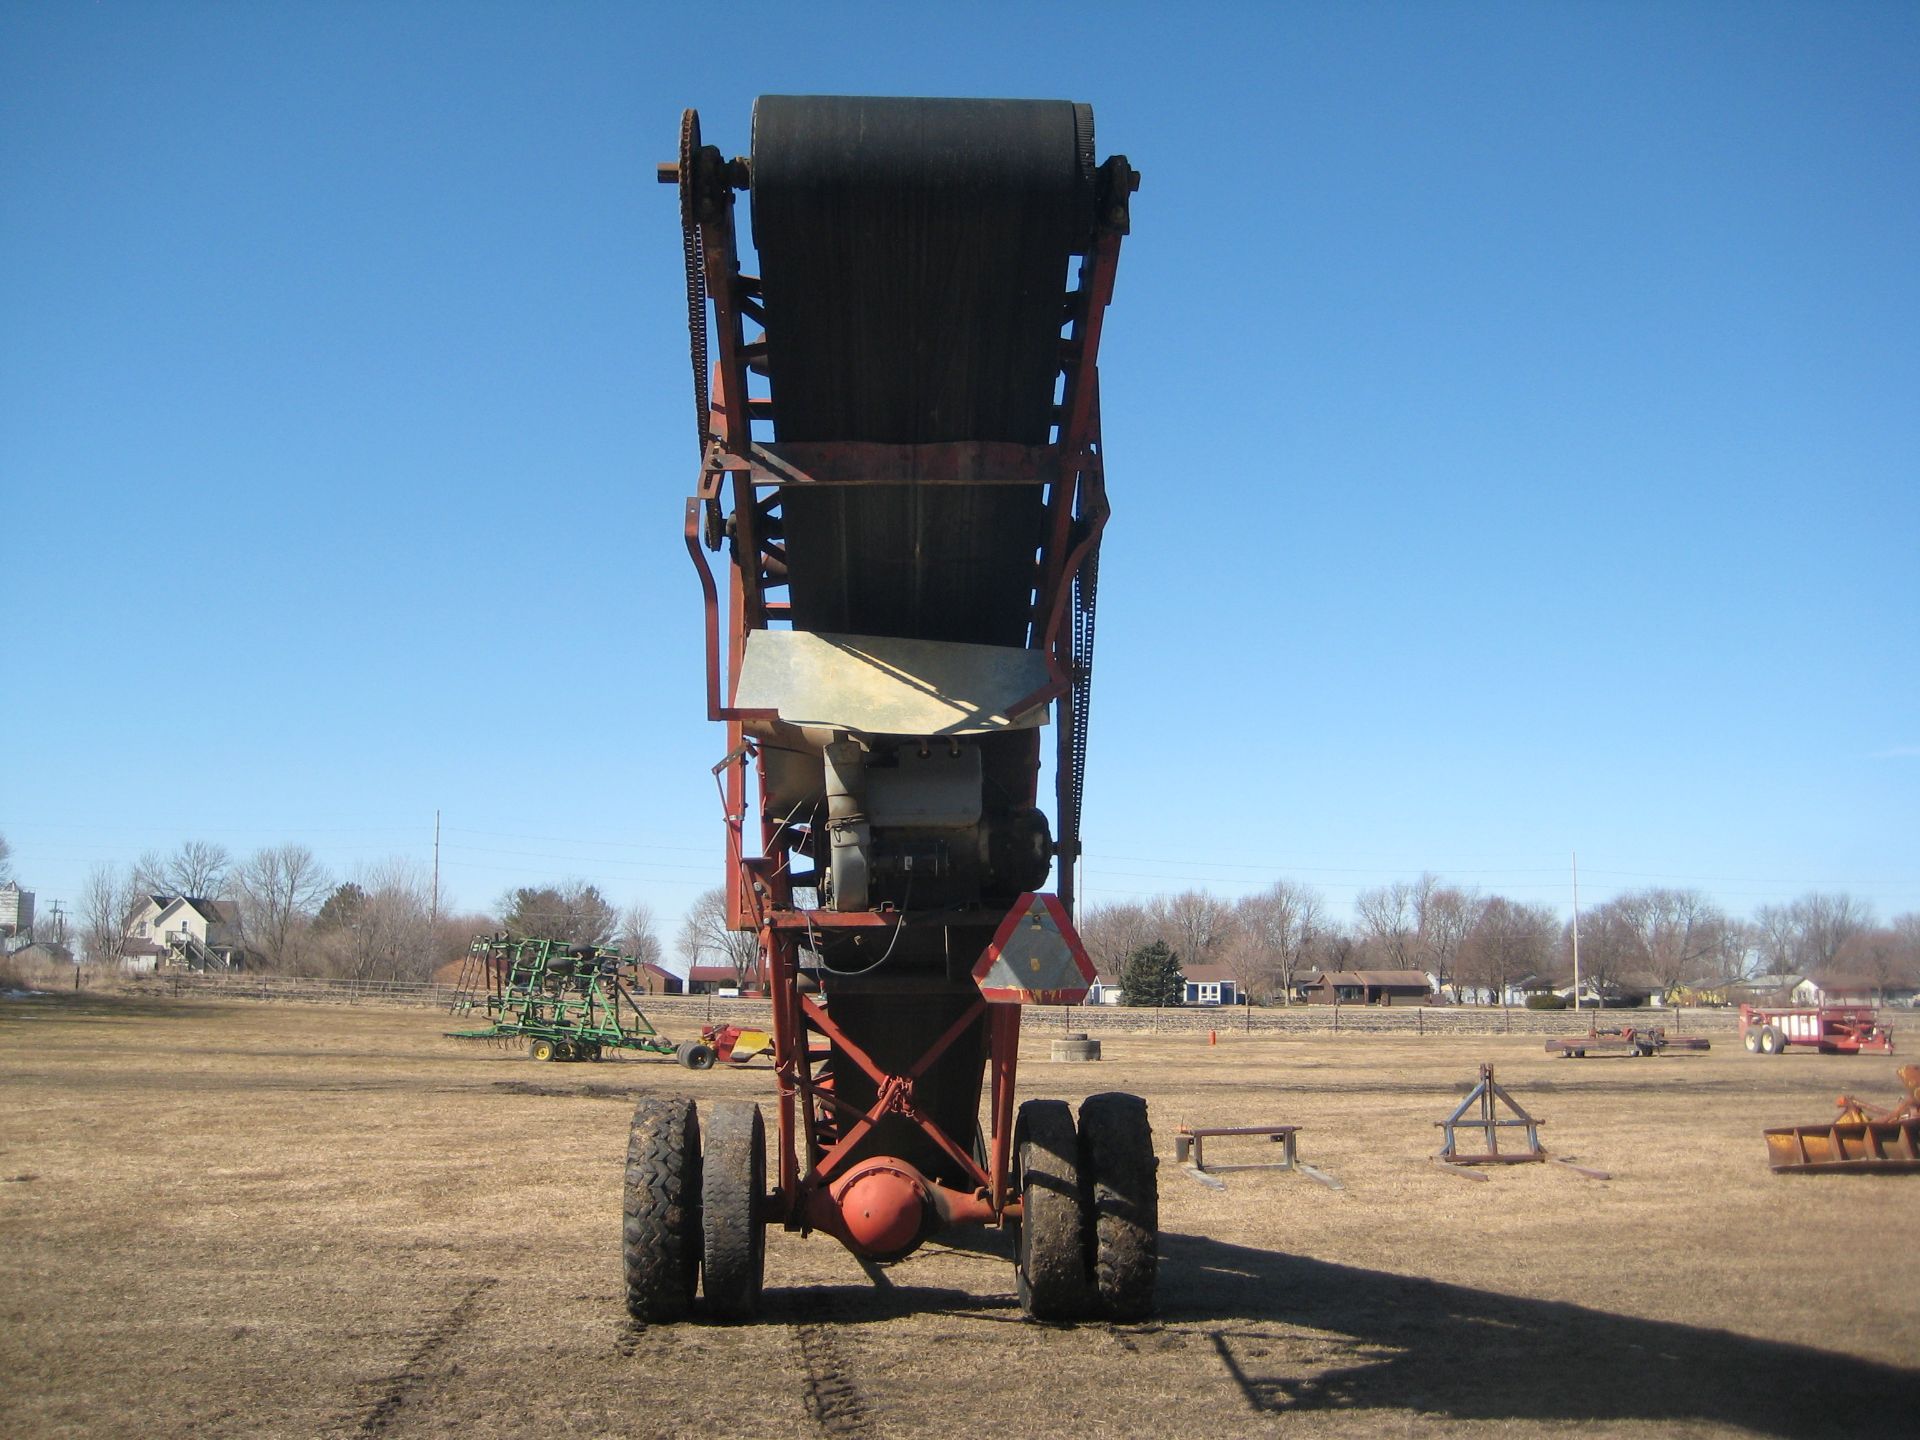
(679, 152, 1130, 1248)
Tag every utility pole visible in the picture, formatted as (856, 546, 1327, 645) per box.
(1571, 851, 1581, 1013)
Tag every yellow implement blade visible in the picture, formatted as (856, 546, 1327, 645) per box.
(1764, 1120, 1920, 1173)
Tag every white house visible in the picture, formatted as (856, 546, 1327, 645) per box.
(1083, 962, 1241, 1007)
(1181, 962, 1240, 1007)
(1792, 974, 1885, 1007)
(124, 895, 246, 972)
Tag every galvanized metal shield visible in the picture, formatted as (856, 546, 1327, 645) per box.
(972, 893, 1095, 1005)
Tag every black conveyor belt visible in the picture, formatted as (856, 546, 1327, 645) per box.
(750, 96, 1097, 646)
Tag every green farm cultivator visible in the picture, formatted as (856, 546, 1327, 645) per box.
(447, 934, 716, 1068)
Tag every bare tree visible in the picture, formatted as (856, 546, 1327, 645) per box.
(1614, 888, 1728, 1000)
(1150, 890, 1235, 974)
(237, 845, 330, 972)
(1307, 924, 1356, 975)
(1354, 879, 1422, 969)
(1835, 928, 1908, 1003)
(1790, 892, 1872, 971)
(1417, 883, 1483, 1001)
(317, 860, 433, 981)
(133, 840, 233, 900)
(1893, 913, 1920, 986)
(78, 864, 137, 968)
(1569, 899, 1638, 1003)
(431, 911, 497, 980)
(1710, 919, 1758, 985)
(1459, 897, 1556, 1004)
(617, 902, 664, 969)
(1749, 904, 1798, 976)
(0, 830, 12, 884)
(1750, 892, 1872, 973)
(678, 888, 760, 989)
(1079, 902, 1160, 984)
(1226, 879, 1324, 1004)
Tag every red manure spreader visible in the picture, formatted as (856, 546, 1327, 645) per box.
(628, 96, 1147, 1324)
(1739, 1002, 1894, 1056)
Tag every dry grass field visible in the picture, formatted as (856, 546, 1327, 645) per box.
(1, 991, 1915, 1439)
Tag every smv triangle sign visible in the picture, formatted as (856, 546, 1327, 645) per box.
(971, 893, 1096, 1005)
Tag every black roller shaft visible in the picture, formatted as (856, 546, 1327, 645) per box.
(750, 95, 1097, 646)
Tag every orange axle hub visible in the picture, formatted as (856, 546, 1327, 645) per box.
(828, 1159, 931, 1259)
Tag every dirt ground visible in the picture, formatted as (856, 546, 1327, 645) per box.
(1, 993, 1914, 1439)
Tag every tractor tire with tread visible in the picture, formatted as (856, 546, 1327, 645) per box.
(677, 1041, 717, 1071)
(1078, 1091, 1158, 1322)
(623, 1097, 701, 1323)
(700, 1101, 766, 1319)
(1013, 1099, 1092, 1321)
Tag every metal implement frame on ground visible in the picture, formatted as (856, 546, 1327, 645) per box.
(1544, 1023, 1711, 1059)
(1174, 1123, 1343, 1191)
(637, 99, 1151, 1326)
(1432, 1063, 1610, 1181)
(447, 935, 699, 1064)
(1738, 1002, 1895, 1056)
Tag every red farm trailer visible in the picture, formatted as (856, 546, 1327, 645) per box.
(1739, 1002, 1895, 1056)
(626, 97, 1146, 1325)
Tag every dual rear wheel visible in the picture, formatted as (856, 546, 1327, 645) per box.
(622, 1097, 764, 1322)
(624, 1089, 1159, 1325)
(1013, 1091, 1158, 1323)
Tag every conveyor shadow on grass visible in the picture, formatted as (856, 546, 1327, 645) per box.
(1161, 1232, 1920, 1438)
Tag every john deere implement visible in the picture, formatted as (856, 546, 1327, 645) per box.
(448, 934, 716, 1069)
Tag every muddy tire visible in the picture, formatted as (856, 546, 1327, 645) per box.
(623, 1097, 701, 1323)
(1078, 1091, 1158, 1321)
(700, 1101, 765, 1319)
(1013, 1099, 1091, 1321)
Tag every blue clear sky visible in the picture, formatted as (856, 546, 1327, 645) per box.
(3, 1, 1915, 938)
